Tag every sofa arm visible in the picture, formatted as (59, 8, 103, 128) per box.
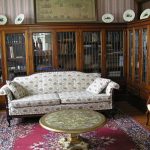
(105, 81, 120, 95)
(0, 85, 13, 101)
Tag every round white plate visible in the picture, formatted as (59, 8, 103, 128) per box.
(123, 9, 135, 22)
(140, 9, 150, 20)
(102, 14, 114, 23)
(15, 14, 24, 24)
(0, 15, 7, 25)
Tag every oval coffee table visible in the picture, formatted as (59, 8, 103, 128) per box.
(39, 109, 106, 149)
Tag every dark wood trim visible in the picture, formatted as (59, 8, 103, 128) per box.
(52, 31, 58, 68)
(138, 0, 150, 4)
(123, 30, 127, 80)
(137, 2, 142, 21)
(33, 0, 37, 23)
(95, 0, 98, 21)
(76, 30, 82, 71)
(101, 29, 106, 77)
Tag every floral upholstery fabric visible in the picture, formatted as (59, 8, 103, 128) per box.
(74, 72, 101, 91)
(0, 71, 120, 117)
(13, 71, 101, 95)
(106, 81, 120, 95)
(9, 93, 60, 108)
(14, 73, 43, 95)
(58, 91, 111, 104)
(6, 81, 28, 99)
(41, 71, 101, 93)
(9, 102, 112, 116)
(0, 85, 13, 101)
(86, 78, 110, 94)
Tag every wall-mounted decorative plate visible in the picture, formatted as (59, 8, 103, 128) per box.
(15, 14, 24, 24)
(0, 15, 7, 25)
(140, 9, 150, 20)
(123, 9, 135, 22)
(102, 14, 114, 23)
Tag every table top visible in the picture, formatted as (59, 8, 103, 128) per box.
(39, 109, 106, 134)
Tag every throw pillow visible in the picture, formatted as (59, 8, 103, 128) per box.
(6, 81, 28, 99)
(86, 78, 110, 94)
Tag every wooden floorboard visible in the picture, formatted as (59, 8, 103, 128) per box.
(116, 100, 150, 131)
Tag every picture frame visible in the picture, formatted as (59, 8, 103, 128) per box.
(34, 0, 96, 22)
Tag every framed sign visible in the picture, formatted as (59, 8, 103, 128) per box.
(35, 0, 96, 22)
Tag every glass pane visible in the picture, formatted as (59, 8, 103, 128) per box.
(32, 33, 53, 72)
(129, 31, 133, 78)
(106, 31, 124, 78)
(135, 30, 139, 80)
(6, 33, 26, 80)
(57, 32, 76, 70)
(0, 47, 3, 82)
(83, 32, 101, 73)
(142, 28, 147, 82)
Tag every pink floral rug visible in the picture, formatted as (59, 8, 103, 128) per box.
(0, 110, 150, 150)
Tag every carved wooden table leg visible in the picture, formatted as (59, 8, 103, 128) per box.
(69, 133, 81, 144)
(59, 133, 89, 150)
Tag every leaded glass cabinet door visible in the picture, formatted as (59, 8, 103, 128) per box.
(32, 33, 53, 72)
(106, 31, 124, 79)
(57, 32, 76, 71)
(128, 30, 133, 80)
(141, 28, 148, 83)
(5, 33, 27, 80)
(134, 29, 140, 81)
(83, 31, 101, 73)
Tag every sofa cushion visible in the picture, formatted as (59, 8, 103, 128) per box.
(6, 81, 28, 99)
(86, 78, 110, 94)
(0, 85, 14, 101)
(58, 91, 111, 104)
(74, 72, 101, 91)
(9, 93, 60, 108)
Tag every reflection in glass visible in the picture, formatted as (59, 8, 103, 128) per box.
(83, 32, 101, 73)
(142, 29, 147, 82)
(32, 33, 53, 72)
(106, 31, 123, 78)
(6, 33, 26, 80)
(57, 32, 76, 70)
(129, 31, 133, 78)
(135, 30, 139, 80)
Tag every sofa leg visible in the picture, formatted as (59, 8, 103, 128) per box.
(7, 116, 12, 127)
(146, 110, 149, 125)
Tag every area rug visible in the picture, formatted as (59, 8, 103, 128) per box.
(0, 110, 150, 150)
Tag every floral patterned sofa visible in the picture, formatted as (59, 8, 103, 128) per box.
(0, 71, 119, 126)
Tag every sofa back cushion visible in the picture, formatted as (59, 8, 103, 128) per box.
(86, 78, 111, 94)
(13, 73, 43, 95)
(41, 71, 101, 93)
(6, 81, 28, 99)
(13, 71, 101, 95)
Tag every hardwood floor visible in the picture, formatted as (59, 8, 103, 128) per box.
(115, 100, 150, 131)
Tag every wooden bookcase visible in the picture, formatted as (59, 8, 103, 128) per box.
(0, 19, 149, 103)
(126, 19, 150, 101)
(0, 23, 126, 84)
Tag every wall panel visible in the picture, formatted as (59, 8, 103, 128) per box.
(0, 0, 138, 24)
(97, 0, 138, 22)
(0, 0, 34, 24)
(141, 1, 150, 11)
